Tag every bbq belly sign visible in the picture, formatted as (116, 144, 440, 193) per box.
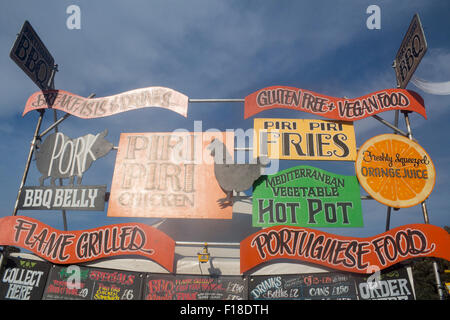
(240, 224, 450, 274)
(17, 130, 113, 212)
(0, 216, 175, 272)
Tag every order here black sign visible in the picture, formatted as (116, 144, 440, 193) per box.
(10, 20, 55, 90)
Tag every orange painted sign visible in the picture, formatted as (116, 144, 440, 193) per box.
(23, 87, 189, 118)
(107, 132, 234, 219)
(0, 216, 175, 272)
(240, 224, 450, 274)
(244, 86, 426, 120)
(355, 134, 435, 208)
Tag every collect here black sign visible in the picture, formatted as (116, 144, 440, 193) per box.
(0, 256, 51, 300)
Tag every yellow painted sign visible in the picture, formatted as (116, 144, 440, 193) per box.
(355, 134, 436, 208)
(254, 118, 356, 161)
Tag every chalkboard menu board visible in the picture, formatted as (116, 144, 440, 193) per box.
(249, 272, 358, 300)
(42, 265, 143, 300)
(0, 256, 51, 300)
(354, 267, 415, 300)
(143, 274, 247, 300)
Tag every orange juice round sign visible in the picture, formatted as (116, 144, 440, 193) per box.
(355, 134, 435, 208)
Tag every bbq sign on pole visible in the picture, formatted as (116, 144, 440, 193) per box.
(10, 20, 55, 90)
(394, 14, 427, 89)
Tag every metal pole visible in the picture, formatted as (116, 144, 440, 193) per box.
(402, 112, 444, 300)
(385, 207, 392, 232)
(12, 110, 45, 216)
(371, 114, 414, 139)
(51, 108, 68, 231)
(176, 241, 240, 247)
(189, 99, 244, 103)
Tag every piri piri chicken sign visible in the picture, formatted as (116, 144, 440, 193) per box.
(107, 132, 234, 219)
(355, 134, 435, 208)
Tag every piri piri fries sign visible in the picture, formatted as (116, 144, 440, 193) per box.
(355, 134, 435, 208)
(254, 118, 356, 161)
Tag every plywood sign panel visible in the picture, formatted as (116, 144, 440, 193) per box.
(108, 132, 234, 219)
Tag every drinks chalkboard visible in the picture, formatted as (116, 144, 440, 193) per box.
(249, 272, 358, 300)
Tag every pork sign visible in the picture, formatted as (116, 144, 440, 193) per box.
(17, 130, 113, 211)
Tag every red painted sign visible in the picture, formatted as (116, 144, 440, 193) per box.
(244, 86, 426, 120)
(0, 216, 175, 272)
(23, 87, 189, 118)
(240, 224, 450, 274)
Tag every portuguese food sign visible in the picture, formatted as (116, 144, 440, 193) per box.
(252, 165, 363, 228)
(355, 134, 435, 208)
(240, 224, 450, 274)
(254, 118, 356, 161)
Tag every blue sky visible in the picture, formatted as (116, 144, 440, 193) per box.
(0, 0, 449, 243)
